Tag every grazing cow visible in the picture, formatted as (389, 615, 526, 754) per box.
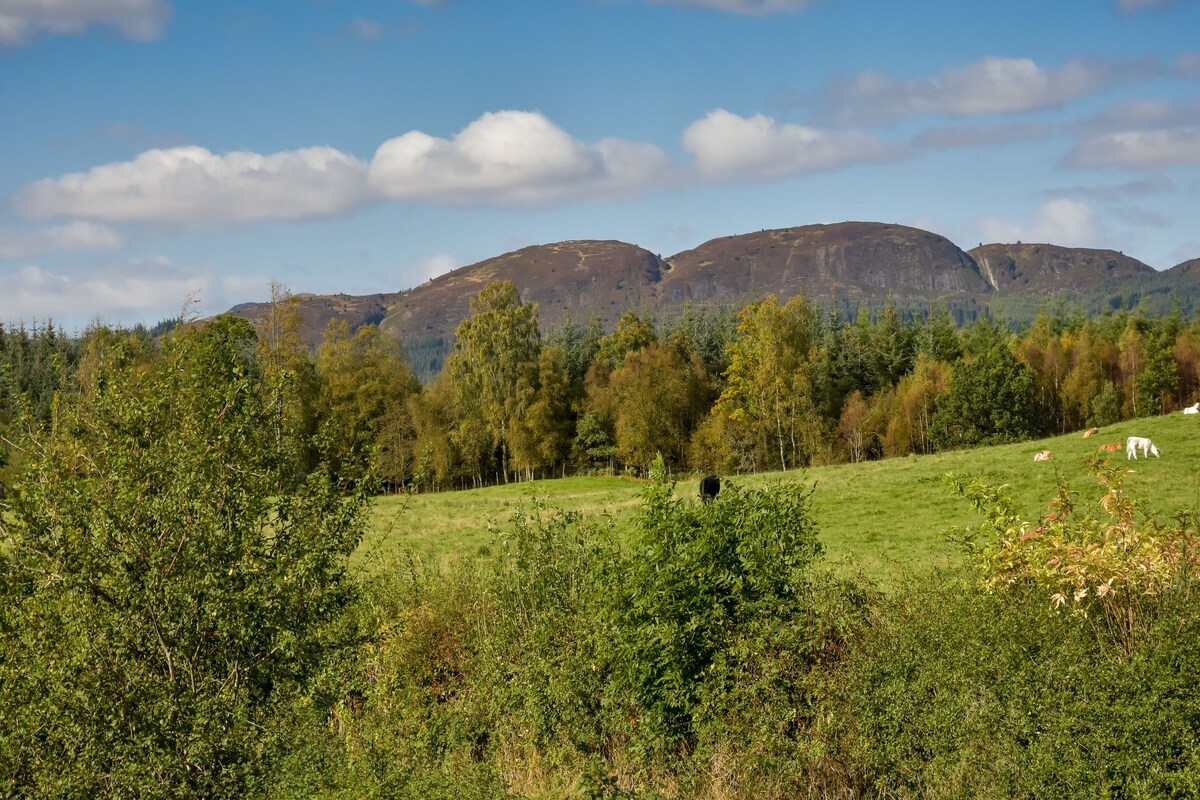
(1083, 427, 1099, 437)
(1184, 403, 1200, 415)
(1126, 436, 1161, 460)
(1098, 442, 1122, 453)
(1033, 450, 1053, 462)
(699, 474, 720, 504)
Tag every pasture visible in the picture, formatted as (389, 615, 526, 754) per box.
(356, 409, 1200, 586)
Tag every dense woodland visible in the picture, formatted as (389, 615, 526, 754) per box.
(5, 278, 1196, 494)
(5, 288, 1200, 797)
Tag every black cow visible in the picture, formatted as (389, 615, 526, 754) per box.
(699, 474, 720, 504)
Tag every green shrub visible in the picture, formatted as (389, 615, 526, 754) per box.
(473, 498, 623, 757)
(606, 458, 826, 750)
(844, 573, 1200, 799)
(0, 316, 368, 800)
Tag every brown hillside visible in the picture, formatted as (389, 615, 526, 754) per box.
(659, 222, 990, 312)
(220, 225, 1190, 382)
(969, 243, 1155, 293)
(1167, 257, 1200, 277)
(228, 292, 397, 345)
(378, 240, 666, 376)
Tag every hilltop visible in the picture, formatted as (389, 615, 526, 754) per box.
(225, 221, 1197, 377)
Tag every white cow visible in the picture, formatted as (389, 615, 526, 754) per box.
(1126, 436, 1161, 459)
(1184, 402, 1199, 415)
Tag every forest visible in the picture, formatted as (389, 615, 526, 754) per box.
(4, 278, 1194, 494)
(5, 285, 1200, 798)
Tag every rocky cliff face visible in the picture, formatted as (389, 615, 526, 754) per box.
(969, 243, 1155, 293)
(379, 240, 664, 340)
(659, 222, 991, 310)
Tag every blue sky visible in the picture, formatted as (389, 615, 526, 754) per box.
(1, 0, 1198, 330)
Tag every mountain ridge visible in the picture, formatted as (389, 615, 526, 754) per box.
(224, 221, 1195, 378)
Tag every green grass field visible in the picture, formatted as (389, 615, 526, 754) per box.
(356, 410, 1200, 586)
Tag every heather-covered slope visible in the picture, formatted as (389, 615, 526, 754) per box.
(377, 240, 667, 376)
(659, 222, 991, 312)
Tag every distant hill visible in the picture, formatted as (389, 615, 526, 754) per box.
(229, 291, 394, 341)
(660, 222, 992, 314)
(224, 221, 1200, 380)
(377, 240, 666, 378)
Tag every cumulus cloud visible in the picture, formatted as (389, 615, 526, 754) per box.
(368, 110, 672, 205)
(0, 222, 123, 260)
(15, 108, 912, 224)
(0, 0, 171, 47)
(642, 0, 816, 13)
(824, 56, 1157, 123)
(0, 256, 209, 324)
(14, 145, 370, 225)
(1065, 128, 1200, 168)
(975, 199, 1107, 247)
(913, 122, 1052, 149)
(681, 109, 900, 180)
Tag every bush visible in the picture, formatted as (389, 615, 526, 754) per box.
(945, 456, 1200, 656)
(606, 458, 826, 750)
(843, 572, 1200, 799)
(0, 316, 368, 799)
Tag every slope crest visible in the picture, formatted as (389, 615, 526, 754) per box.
(659, 222, 990, 311)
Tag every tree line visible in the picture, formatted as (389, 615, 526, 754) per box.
(327, 280, 1200, 488)
(2, 281, 1199, 494)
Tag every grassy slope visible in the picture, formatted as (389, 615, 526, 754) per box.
(356, 410, 1200, 585)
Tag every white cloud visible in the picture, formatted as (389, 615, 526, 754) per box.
(1118, 0, 1180, 10)
(1047, 173, 1177, 201)
(1179, 53, 1200, 77)
(1168, 241, 1200, 265)
(913, 122, 1052, 149)
(0, 222, 123, 259)
(642, 0, 816, 13)
(348, 17, 383, 40)
(681, 109, 899, 180)
(413, 253, 458, 283)
(1065, 128, 1200, 168)
(216, 273, 275, 304)
(824, 56, 1156, 123)
(1111, 206, 1171, 228)
(14, 145, 370, 225)
(975, 199, 1107, 247)
(368, 110, 672, 205)
(319, 16, 420, 48)
(1075, 98, 1200, 132)
(0, 257, 208, 324)
(0, 0, 170, 47)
